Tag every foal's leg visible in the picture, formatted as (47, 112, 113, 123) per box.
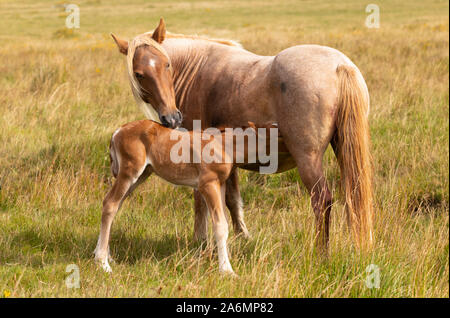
(94, 166, 151, 272)
(199, 180, 234, 274)
(225, 169, 250, 238)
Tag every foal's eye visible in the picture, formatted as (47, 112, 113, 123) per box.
(165, 63, 170, 69)
(135, 72, 144, 79)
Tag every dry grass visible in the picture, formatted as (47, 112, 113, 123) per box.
(0, 0, 448, 297)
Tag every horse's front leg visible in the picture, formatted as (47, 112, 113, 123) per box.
(193, 189, 208, 241)
(94, 174, 133, 272)
(225, 169, 250, 238)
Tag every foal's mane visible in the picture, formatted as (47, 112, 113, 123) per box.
(126, 33, 170, 122)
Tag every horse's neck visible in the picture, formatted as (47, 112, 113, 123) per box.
(164, 39, 210, 109)
(163, 39, 274, 125)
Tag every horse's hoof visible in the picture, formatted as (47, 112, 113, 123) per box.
(193, 234, 208, 243)
(219, 267, 237, 278)
(235, 230, 251, 240)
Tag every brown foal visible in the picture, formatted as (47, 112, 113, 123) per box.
(94, 120, 280, 274)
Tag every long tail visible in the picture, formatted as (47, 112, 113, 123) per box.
(335, 64, 374, 248)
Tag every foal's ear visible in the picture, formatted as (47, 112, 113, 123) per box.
(247, 121, 257, 131)
(152, 18, 166, 43)
(111, 33, 129, 55)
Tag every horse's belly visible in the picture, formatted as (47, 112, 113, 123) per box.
(239, 152, 296, 174)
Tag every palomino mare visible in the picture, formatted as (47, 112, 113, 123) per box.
(110, 18, 374, 252)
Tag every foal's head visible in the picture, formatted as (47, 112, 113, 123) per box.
(111, 18, 182, 128)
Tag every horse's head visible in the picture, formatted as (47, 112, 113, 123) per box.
(111, 18, 182, 129)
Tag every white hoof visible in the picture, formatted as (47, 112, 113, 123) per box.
(221, 269, 238, 278)
(102, 262, 112, 273)
(95, 252, 113, 273)
(97, 258, 112, 273)
(219, 264, 236, 277)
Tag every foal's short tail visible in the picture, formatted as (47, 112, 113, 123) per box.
(109, 137, 119, 178)
(335, 64, 374, 249)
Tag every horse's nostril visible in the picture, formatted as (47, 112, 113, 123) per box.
(160, 112, 182, 128)
(159, 115, 170, 127)
(177, 111, 183, 123)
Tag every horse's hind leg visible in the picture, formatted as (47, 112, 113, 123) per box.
(296, 156, 333, 252)
(225, 169, 250, 238)
(278, 129, 333, 251)
(193, 169, 249, 241)
(274, 95, 335, 252)
(199, 180, 234, 274)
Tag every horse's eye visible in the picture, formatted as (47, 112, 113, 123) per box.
(165, 63, 170, 69)
(135, 72, 144, 79)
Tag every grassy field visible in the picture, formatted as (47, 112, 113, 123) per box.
(0, 0, 448, 297)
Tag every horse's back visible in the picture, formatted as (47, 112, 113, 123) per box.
(272, 44, 355, 87)
(270, 44, 365, 154)
(271, 44, 367, 104)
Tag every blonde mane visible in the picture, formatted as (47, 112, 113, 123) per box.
(143, 29, 242, 48)
(164, 31, 243, 48)
(126, 33, 170, 122)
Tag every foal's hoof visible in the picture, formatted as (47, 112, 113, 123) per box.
(102, 262, 112, 273)
(219, 267, 238, 278)
(221, 270, 238, 279)
(95, 258, 113, 273)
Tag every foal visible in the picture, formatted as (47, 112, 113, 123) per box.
(94, 120, 278, 274)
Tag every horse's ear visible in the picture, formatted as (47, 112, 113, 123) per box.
(111, 33, 128, 55)
(247, 121, 257, 131)
(152, 18, 166, 43)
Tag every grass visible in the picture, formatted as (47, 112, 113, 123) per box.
(0, 0, 448, 297)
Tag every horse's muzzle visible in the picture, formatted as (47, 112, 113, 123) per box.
(160, 110, 183, 129)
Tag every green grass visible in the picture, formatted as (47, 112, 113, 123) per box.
(0, 0, 448, 297)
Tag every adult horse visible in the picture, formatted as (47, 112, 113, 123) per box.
(110, 18, 373, 251)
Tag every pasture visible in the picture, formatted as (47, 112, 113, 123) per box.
(0, 0, 448, 297)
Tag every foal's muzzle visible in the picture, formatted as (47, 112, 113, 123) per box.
(160, 110, 183, 129)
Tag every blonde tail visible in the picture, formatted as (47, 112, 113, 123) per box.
(335, 64, 374, 248)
